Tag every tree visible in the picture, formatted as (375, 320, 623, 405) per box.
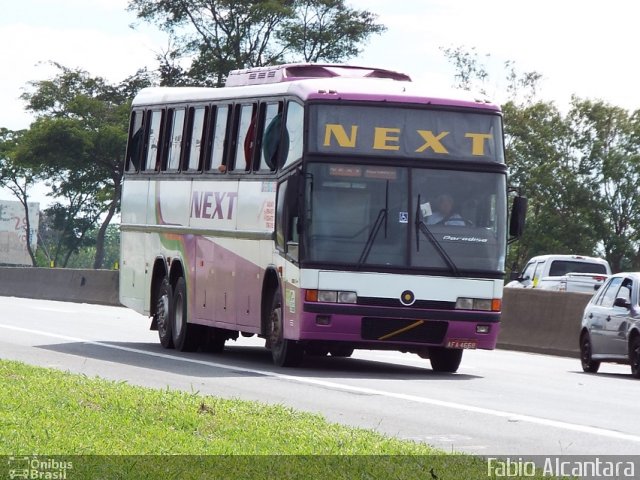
(440, 46, 490, 94)
(503, 100, 602, 273)
(279, 0, 386, 62)
(0, 128, 39, 266)
(568, 98, 640, 271)
(17, 64, 153, 268)
(441, 45, 605, 274)
(127, 0, 386, 86)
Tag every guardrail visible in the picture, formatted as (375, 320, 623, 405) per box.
(0, 267, 119, 306)
(0, 267, 588, 357)
(499, 288, 588, 358)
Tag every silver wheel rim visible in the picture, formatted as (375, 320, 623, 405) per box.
(159, 293, 169, 332)
(174, 293, 184, 337)
(270, 305, 282, 349)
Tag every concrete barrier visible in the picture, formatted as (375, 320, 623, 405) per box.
(0, 267, 591, 357)
(498, 288, 591, 358)
(0, 267, 120, 306)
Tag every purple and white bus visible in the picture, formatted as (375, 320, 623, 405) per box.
(120, 64, 525, 371)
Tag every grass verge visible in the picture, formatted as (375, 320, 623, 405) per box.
(0, 359, 558, 479)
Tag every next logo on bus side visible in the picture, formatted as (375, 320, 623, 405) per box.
(191, 191, 238, 220)
(322, 124, 493, 156)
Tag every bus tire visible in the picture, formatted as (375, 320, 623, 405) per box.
(268, 288, 303, 367)
(156, 277, 174, 349)
(171, 277, 200, 352)
(429, 347, 463, 373)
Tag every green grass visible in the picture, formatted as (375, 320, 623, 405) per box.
(0, 359, 558, 479)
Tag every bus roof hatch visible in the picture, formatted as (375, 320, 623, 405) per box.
(225, 63, 412, 86)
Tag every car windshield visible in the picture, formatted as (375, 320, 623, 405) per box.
(303, 162, 507, 274)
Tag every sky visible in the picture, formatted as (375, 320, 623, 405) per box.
(1, 0, 639, 202)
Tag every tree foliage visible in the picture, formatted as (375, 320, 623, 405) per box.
(443, 46, 640, 274)
(15, 64, 153, 268)
(127, 0, 386, 86)
(0, 128, 39, 265)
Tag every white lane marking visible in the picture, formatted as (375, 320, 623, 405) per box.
(2, 323, 640, 444)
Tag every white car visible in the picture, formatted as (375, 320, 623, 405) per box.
(579, 272, 640, 378)
(507, 254, 610, 293)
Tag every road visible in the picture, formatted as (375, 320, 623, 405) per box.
(1, 295, 638, 457)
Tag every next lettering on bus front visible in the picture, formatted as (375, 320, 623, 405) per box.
(308, 104, 505, 163)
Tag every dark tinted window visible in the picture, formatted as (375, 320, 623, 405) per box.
(548, 260, 607, 276)
(308, 105, 504, 163)
(125, 111, 144, 172)
(186, 106, 207, 171)
(209, 105, 230, 173)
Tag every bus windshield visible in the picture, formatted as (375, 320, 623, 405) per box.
(304, 162, 506, 274)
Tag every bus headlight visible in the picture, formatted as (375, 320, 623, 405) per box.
(318, 290, 338, 303)
(455, 298, 500, 311)
(337, 291, 357, 303)
(306, 290, 357, 304)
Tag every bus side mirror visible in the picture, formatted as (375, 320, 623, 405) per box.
(509, 196, 527, 238)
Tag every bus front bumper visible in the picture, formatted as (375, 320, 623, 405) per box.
(299, 302, 500, 350)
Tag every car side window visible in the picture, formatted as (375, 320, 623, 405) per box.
(532, 261, 544, 287)
(521, 262, 535, 280)
(599, 277, 623, 308)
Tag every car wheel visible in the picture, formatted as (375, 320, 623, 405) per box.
(429, 347, 463, 373)
(580, 333, 600, 373)
(630, 336, 640, 379)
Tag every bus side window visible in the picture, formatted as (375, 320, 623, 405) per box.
(166, 108, 185, 171)
(125, 110, 144, 172)
(184, 105, 208, 172)
(282, 101, 303, 170)
(145, 110, 164, 172)
(209, 104, 230, 173)
(257, 101, 284, 172)
(233, 103, 256, 172)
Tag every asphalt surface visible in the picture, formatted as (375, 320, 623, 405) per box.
(1, 295, 639, 457)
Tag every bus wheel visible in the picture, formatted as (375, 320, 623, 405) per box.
(268, 288, 303, 367)
(171, 277, 200, 352)
(428, 347, 463, 373)
(156, 277, 174, 349)
(329, 346, 354, 358)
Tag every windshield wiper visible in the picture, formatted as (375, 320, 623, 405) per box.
(414, 194, 459, 276)
(357, 180, 389, 267)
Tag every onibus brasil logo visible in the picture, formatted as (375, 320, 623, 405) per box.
(7, 457, 73, 479)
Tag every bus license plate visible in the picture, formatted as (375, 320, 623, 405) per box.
(447, 339, 477, 349)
